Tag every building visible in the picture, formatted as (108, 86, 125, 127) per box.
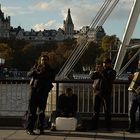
(63, 8, 74, 39)
(9, 8, 74, 43)
(0, 5, 75, 43)
(0, 4, 10, 38)
(0, 4, 107, 44)
(78, 25, 106, 42)
(9, 9, 74, 43)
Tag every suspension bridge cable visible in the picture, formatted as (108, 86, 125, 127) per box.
(89, 0, 111, 28)
(56, 0, 120, 79)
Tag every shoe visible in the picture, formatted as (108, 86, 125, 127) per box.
(50, 125, 56, 131)
(126, 128, 135, 133)
(35, 129, 45, 135)
(26, 130, 35, 135)
(76, 124, 85, 131)
(40, 130, 45, 135)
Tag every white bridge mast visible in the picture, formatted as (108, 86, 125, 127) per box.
(114, 0, 140, 75)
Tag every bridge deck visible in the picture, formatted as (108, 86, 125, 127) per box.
(0, 128, 140, 140)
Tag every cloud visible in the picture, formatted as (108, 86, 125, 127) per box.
(60, 1, 102, 30)
(2, 5, 33, 17)
(33, 24, 47, 31)
(1, 0, 136, 33)
(32, 1, 49, 10)
(108, 0, 133, 20)
(32, 20, 57, 31)
(46, 20, 56, 27)
(31, 0, 73, 11)
(61, 0, 134, 30)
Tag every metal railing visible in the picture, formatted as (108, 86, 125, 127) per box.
(0, 79, 130, 118)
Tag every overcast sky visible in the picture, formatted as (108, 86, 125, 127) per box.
(0, 0, 140, 39)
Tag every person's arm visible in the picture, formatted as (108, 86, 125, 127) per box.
(90, 72, 101, 80)
(110, 69, 116, 82)
(74, 95, 78, 112)
(71, 94, 78, 112)
(102, 69, 116, 82)
(57, 94, 64, 112)
(27, 64, 38, 78)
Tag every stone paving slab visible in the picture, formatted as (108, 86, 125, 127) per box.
(0, 129, 140, 140)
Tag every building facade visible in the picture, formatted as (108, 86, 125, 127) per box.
(0, 5, 75, 42)
(0, 4, 107, 44)
(0, 4, 10, 38)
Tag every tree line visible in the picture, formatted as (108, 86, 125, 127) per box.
(0, 35, 138, 74)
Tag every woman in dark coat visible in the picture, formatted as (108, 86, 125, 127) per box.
(26, 53, 55, 135)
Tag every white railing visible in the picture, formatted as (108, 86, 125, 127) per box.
(0, 80, 129, 117)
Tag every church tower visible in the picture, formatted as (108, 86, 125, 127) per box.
(63, 8, 74, 39)
(0, 4, 10, 38)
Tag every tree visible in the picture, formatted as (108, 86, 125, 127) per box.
(101, 35, 119, 63)
(20, 44, 40, 70)
(78, 42, 101, 73)
(0, 43, 13, 67)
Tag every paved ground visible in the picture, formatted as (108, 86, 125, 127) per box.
(0, 128, 140, 140)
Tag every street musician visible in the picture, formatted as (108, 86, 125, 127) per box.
(127, 60, 140, 133)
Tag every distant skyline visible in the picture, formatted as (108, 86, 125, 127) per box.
(0, 0, 140, 39)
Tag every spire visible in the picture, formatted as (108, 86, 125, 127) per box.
(63, 8, 74, 38)
(65, 8, 73, 25)
(68, 8, 70, 15)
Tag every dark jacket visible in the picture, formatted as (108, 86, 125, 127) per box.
(58, 93, 77, 114)
(90, 68, 116, 96)
(28, 64, 55, 93)
(101, 68, 116, 93)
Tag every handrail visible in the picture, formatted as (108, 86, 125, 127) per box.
(0, 79, 130, 117)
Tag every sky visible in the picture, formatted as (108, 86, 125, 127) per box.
(0, 0, 140, 40)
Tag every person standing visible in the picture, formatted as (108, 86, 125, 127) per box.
(127, 60, 140, 133)
(90, 58, 116, 131)
(26, 53, 55, 135)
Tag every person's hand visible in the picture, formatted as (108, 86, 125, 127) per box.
(37, 65, 45, 73)
(128, 73, 134, 81)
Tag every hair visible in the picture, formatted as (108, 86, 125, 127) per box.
(36, 52, 49, 66)
(103, 58, 112, 63)
(66, 87, 73, 93)
(40, 52, 49, 60)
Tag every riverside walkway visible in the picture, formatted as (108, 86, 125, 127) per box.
(0, 128, 140, 140)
